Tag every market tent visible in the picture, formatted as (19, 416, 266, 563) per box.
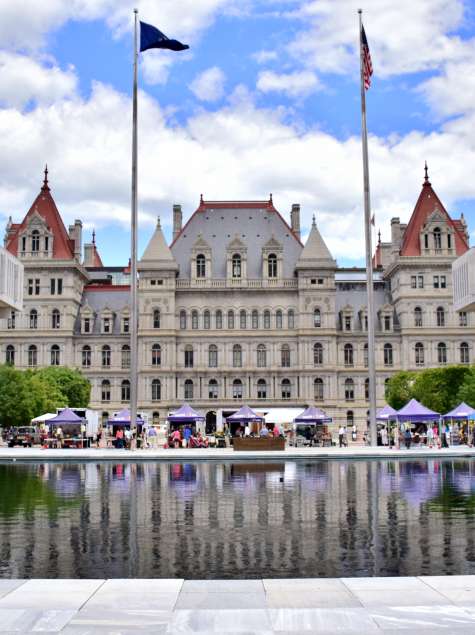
(376, 404, 397, 421)
(263, 408, 303, 425)
(392, 399, 440, 421)
(167, 403, 205, 424)
(442, 402, 475, 419)
(31, 413, 56, 424)
(226, 405, 264, 424)
(294, 406, 332, 424)
(109, 408, 144, 427)
(48, 408, 82, 426)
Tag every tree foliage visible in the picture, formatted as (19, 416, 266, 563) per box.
(34, 367, 90, 408)
(385, 371, 417, 410)
(457, 367, 475, 408)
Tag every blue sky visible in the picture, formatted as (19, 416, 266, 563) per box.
(1, 0, 475, 266)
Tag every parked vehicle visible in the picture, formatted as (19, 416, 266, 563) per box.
(7, 426, 41, 447)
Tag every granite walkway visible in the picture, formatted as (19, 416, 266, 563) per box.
(0, 576, 475, 633)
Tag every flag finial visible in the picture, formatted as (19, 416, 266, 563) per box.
(312, 214, 316, 228)
(424, 161, 431, 186)
(156, 215, 161, 228)
(42, 164, 49, 191)
(92, 229, 96, 245)
(269, 193, 273, 204)
(200, 193, 204, 205)
(378, 229, 381, 244)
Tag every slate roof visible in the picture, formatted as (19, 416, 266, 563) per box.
(75, 288, 130, 335)
(139, 217, 177, 271)
(296, 215, 336, 269)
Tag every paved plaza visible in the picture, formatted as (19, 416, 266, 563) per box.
(0, 576, 475, 633)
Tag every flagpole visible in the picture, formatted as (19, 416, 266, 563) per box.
(130, 8, 139, 437)
(358, 9, 377, 447)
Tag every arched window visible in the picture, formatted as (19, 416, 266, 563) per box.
(281, 378, 291, 399)
(437, 342, 447, 364)
(82, 345, 91, 367)
(276, 310, 283, 329)
(209, 344, 218, 368)
(31, 229, 40, 252)
(191, 310, 199, 329)
(257, 379, 267, 399)
(152, 343, 161, 366)
(102, 345, 111, 367)
(384, 377, 390, 397)
(233, 379, 243, 399)
(152, 379, 161, 401)
(460, 342, 470, 364)
(383, 343, 393, 366)
(281, 344, 290, 367)
(240, 310, 247, 329)
(179, 310, 187, 329)
(434, 227, 442, 250)
(121, 380, 130, 402)
(264, 310, 271, 329)
(251, 310, 259, 329)
(363, 343, 368, 368)
(365, 378, 370, 400)
(313, 343, 323, 366)
(268, 253, 277, 278)
(227, 310, 234, 329)
(288, 309, 295, 329)
(203, 310, 210, 330)
(314, 308, 321, 328)
(196, 254, 206, 278)
(232, 253, 241, 278)
(184, 345, 193, 368)
(208, 379, 218, 399)
(314, 377, 324, 401)
(415, 342, 424, 366)
(50, 344, 60, 366)
(29, 309, 38, 329)
(6, 345, 15, 365)
(233, 344, 242, 368)
(257, 344, 266, 368)
(344, 343, 354, 367)
(101, 379, 110, 402)
(347, 410, 354, 426)
(344, 378, 354, 401)
(414, 306, 422, 327)
(28, 344, 37, 367)
(184, 379, 193, 400)
(153, 309, 160, 329)
(436, 306, 445, 327)
(121, 344, 130, 369)
(215, 310, 223, 329)
(153, 411, 160, 425)
(51, 308, 60, 329)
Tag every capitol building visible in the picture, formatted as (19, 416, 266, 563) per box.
(1, 167, 472, 430)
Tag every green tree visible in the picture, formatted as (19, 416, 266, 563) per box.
(412, 366, 472, 413)
(0, 365, 35, 427)
(385, 371, 417, 410)
(24, 371, 67, 417)
(34, 367, 91, 408)
(457, 367, 475, 408)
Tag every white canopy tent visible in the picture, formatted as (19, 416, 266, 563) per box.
(31, 413, 57, 424)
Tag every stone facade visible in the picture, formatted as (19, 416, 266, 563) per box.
(2, 168, 473, 430)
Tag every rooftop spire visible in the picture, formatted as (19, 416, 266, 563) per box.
(378, 229, 381, 245)
(92, 229, 96, 245)
(200, 193, 204, 205)
(269, 193, 273, 204)
(423, 161, 431, 186)
(312, 214, 316, 228)
(42, 164, 50, 191)
(156, 215, 161, 228)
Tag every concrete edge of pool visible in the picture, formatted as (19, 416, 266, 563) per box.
(1, 576, 475, 633)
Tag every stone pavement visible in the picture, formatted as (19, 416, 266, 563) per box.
(0, 576, 475, 633)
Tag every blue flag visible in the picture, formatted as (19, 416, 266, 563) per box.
(140, 21, 189, 52)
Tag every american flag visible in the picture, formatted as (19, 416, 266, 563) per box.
(361, 25, 373, 90)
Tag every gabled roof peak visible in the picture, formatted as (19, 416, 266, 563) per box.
(296, 215, 336, 270)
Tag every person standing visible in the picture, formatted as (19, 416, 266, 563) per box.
(426, 425, 434, 448)
(404, 427, 412, 450)
(184, 425, 192, 448)
(339, 425, 345, 448)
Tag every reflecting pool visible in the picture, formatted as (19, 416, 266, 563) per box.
(0, 459, 474, 578)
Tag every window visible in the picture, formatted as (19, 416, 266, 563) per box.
(411, 276, 417, 289)
(384, 316, 391, 331)
(314, 343, 323, 366)
(184, 345, 193, 368)
(268, 253, 277, 278)
(184, 379, 193, 400)
(28, 279, 33, 295)
(347, 410, 354, 426)
(415, 342, 424, 366)
(209, 344, 218, 368)
(383, 343, 393, 366)
(29, 309, 38, 329)
(103, 317, 111, 333)
(281, 344, 290, 367)
(216, 310, 222, 329)
(344, 343, 354, 367)
(232, 253, 241, 278)
(363, 343, 368, 368)
(121, 380, 130, 402)
(252, 310, 259, 329)
(365, 378, 370, 400)
(208, 379, 218, 399)
(31, 230, 40, 252)
(153, 309, 160, 329)
(121, 345, 130, 369)
(6, 345, 15, 365)
(192, 310, 199, 330)
(21, 236, 26, 252)
(152, 379, 161, 401)
(440, 275, 446, 289)
(35, 278, 40, 295)
(263, 310, 270, 329)
(288, 309, 295, 329)
(314, 308, 321, 328)
(447, 234, 452, 249)
(460, 312, 468, 327)
(460, 342, 470, 364)
(50, 279, 55, 295)
(50, 344, 60, 366)
(44, 236, 49, 252)
(179, 310, 187, 330)
(51, 309, 60, 329)
(240, 310, 247, 329)
(227, 310, 234, 329)
(257, 379, 267, 399)
(314, 378, 324, 401)
(434, 227, 442, 250)
(276, 310, 283, 329)
(204, 310, 210, 330)
(257, 344, 266, 368)
(436, 306, 445, 327)
(196, 254, 206, 278)
(418, 275, 424, 288)
(437, 342, 447, 364)
(82, 345, 91, 367)
(344, 315, 352, 331)
(152, 344, 161, 366)
(8, 311, 15, 330)
(57, 279, 63, 295)
(101, 380, 111, 402)
(83, 317, 91, 333)
(28, 345, 37, 367)
(424, 234, 429, 249)
(414, 307, 422, 327)
(123, 317, 129, 333)
(233, 344, 242, 368)
(281, 379, 291, 399)
(344, 378, 354, 401)
(102, 345, 111, 367)
(233, 379, 243, 399)
(433, 275, 439, 289)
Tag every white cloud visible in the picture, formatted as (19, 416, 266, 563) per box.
(257, 70, 321, 97)
(189, 66, 226, 102)
(253, 50, 278, 64)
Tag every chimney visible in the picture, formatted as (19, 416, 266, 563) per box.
(390, 217, 401, 254)
(291, 203, 301, 240)
(69, 219, 82, 261)
(83, 243, 94, 267)
(173, 204, 182, 241)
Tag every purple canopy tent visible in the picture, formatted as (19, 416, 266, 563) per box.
(442, 402, 475, 420)
(167, 403, 205, 424)
(48, 408, 82, 426)
(376, 404, 397, 421)
(294, 406, 332, 425)
(108, 408, 144, 427)
(390, 399, 440, 448)
(227, 405, 264, 424)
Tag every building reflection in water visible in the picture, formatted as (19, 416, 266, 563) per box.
(0, 459, 474, 579)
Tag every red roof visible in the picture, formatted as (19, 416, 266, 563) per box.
(6, 170, 75, 260)
(400, 172, 468, 257)
(84, 284, 130, 291)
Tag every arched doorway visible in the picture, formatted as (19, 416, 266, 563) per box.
(206, 411, 217, 434)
